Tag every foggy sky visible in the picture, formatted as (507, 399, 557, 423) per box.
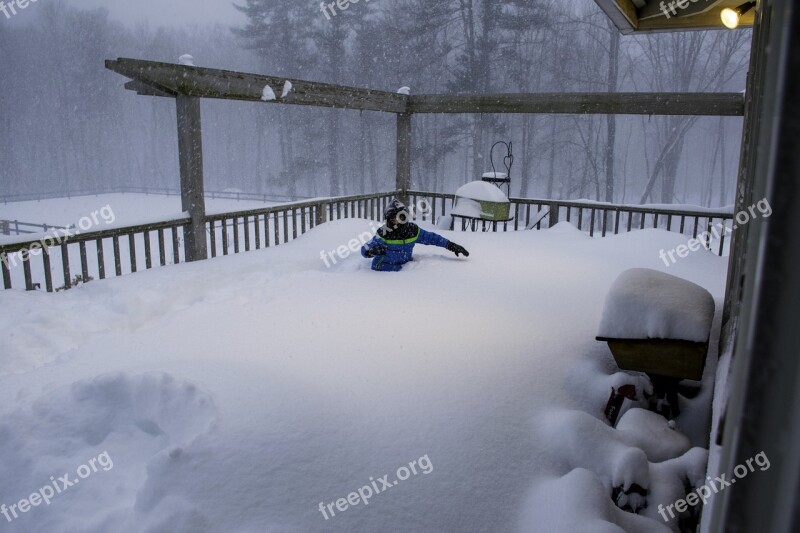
(65, 0, 245, 27)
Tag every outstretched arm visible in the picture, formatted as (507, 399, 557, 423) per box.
(417, 228, 450, 248)
(418, 228, 469, 257)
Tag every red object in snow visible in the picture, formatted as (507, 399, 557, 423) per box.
(604, 384, 638, 427)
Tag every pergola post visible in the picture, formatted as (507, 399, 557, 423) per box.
(396, 112, 412, 204)
(176, 95, 208, 262)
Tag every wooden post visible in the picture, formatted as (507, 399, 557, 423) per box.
(396, 112, 412, 204)
(548, 202, 559, 228)
(315, 201, 328, 226)
(176, 95, 208, 262)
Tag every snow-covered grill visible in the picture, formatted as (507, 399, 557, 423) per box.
(596, 268, 715, 418)
(449, 181, 513, 231)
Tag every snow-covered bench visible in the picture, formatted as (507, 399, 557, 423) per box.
(596, 268, 715, 419)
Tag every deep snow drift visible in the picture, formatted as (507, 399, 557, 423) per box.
(0, 217, 727, 532)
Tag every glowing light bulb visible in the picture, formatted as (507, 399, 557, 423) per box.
(721, 7, 740, 29)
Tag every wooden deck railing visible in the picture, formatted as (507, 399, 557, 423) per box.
(1, 190, 733, 292)
(407, 190, 735, 255)
(1, 192, 397, 292)
(1, 217, 191, 292)
(205, 192, 397, 257)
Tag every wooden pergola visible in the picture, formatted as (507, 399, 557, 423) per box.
(106, 57, 745, 263)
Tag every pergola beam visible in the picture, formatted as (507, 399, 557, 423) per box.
(106, 58, 408, 113)
(108, 59, 744, 118)
(407, 93, 745, 116)
(123, 80, 176, 98)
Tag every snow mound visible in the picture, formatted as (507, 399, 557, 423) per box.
(597, 268, 715, 342)
(532, 408, 709, 532)
(616, 408, 691, 463)
(538, 409, 651, 491)
(0, 373, 215, 531)
(642, 447, 709, 527)
(455, 180, 510, 203)
(518, 469, 671, 533)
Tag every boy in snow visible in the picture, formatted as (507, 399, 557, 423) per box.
(361, 199, 469, 272)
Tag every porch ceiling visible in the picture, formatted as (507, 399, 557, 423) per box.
(593, 0, 756, 34)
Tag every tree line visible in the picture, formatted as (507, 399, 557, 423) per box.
(0, 0, 750, 207)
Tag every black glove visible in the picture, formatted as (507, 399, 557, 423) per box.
(365, 244, 387, 258)
(446, 242, 469, 257)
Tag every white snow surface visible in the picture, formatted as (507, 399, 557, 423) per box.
(597, 268, 715, 342)
(0, 213, 728, 532)
(455, 180, 510, 203)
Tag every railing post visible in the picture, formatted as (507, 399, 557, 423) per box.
(548, 202, 559, 228)
(315, 201, 328, 226)
(176, 95, 208, 262)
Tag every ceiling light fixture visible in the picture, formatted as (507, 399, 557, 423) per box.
(721, 1, 757, 29)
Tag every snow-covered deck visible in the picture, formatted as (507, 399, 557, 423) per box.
(0, 219, 727, 532)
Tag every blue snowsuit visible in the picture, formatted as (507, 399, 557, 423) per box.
(361, 222, 450, 272)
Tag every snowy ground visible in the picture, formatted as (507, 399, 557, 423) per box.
(0, 215, 727, 532)
(0, 193, 276, 236)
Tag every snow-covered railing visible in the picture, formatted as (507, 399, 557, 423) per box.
(407, 191, 735, 256)
(1, 189, 734, 293)
(0, 192, 398, 292)
(205, 192, 397, 258)
(1, 216, 191, 292)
